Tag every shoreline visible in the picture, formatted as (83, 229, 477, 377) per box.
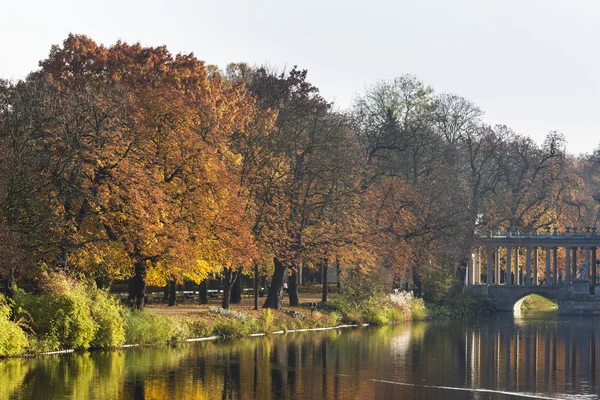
(3, 287, 556, 359)
(28, 322, 368, 358)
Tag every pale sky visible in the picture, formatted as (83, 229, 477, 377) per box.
(1, 0, 599, 155)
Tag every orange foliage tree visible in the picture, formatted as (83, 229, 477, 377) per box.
(1, 35, 267, 308)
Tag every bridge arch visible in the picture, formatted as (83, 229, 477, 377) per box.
(512, 292, 556, 313)
(465, 285, 559, 312)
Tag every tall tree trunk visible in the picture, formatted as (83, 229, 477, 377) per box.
(168, 280, 177, 306)
(254, 262, 259, 310)
(221, 268, 238, 309)
(412, 268, 422, 298)
(128, 278, 136, 302)
(322, 260, 329, 303)
(163, 283, 169, 302)
(231, 271, 242, 304)
(336, 261, 341, 294)
(289, 268, 299, 306)
(134, 260, 147, 310)
(199, 280, 208, 304)
(4, 268, 15, 299)
(263, 258, 286, 309)
(301, 265, 307, 285)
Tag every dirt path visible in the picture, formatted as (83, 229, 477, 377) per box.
(145, 294, 328, 315)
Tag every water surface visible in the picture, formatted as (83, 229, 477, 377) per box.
(2, 311, 599, 399)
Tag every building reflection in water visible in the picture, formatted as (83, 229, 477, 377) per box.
(3, 313, 600, 399)
(461, 314, 600, 398)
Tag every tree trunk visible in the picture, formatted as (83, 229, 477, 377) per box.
(199, 280, 208, 304)
(221, 268, 238, 309)
(95, 277, 110, 290)
(263, 258, 286, 309)
(4, 268, 15, 299)
(168, 280, 177, 306)
(412, 268, 422, 298)
(254, 262, 259, 310)
(289, 269, 299, 306)
(128, 278, 136, 303)
(231, 272, 242, 304)
(133, 260, 147, 310)
(322, 261, 329, 303)
(336, 263, 341, 294)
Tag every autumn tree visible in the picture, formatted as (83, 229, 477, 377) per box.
(3, 35, 265, 309)
(352, 76, 466, 295)
(229, 66, 364, 308)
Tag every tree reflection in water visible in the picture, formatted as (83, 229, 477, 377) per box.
(3, 312, 600, 399)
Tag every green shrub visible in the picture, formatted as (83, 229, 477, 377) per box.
(213, 318, 258, 338)
(343, 311, 363, 324)
(422, 294, 494, 319)
(361, 298, 391, 324)
(328, 274, 403, 326)
(15, 273, 96, 350)
(326, 311, 341, 326)
(89, 289, 126, 348)
(260, 309, 274, 332)
(180, 317, 212, 338)
(124, 310, 171, 345)
(410, 298, 429, 320)
(420, 262, 460, 303)
(0, 295, 28, 357)
(126, 312, 211, 345)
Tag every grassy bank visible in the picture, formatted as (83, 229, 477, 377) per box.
(0, 272, 495, 358)
(519, 294, 558, 311)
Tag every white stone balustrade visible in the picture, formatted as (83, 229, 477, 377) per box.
(469, 227, 600, 294)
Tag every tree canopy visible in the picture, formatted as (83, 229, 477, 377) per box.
(0, 34, 595, 307)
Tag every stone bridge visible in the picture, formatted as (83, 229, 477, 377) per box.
(465, 284, 559, 311)
(465, 226, 600, 315)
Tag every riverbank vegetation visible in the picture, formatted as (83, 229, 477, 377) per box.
(0, 34, 594, 355)
(0, 272, 495, 357)
(519, 294, 558, 311)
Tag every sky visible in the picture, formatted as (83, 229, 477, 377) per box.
(1, 0, 599, 155)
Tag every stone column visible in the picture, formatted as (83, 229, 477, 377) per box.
(565, 247, 571, 285)
(572, 248, 578, 279)
(585, 247, 596, 294)
(476, 248, 482, 284)
(552, 248, 558, 285)
(533, 247, 539, 285)
(467, 253, 474, 286)
(526, 247, 532, 285)
(592, 247, 597, 290)
(586, 247, 592, 278)
(514, 247, 520, 285)
(487, 247, 493, 285)
(507, 246, 513, 286)
(473, 251, 478, 285)
(496, 249, 501, 284)
(545, 248, 552, 286)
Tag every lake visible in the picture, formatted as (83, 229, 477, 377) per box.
(2, 311, 599, 399)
